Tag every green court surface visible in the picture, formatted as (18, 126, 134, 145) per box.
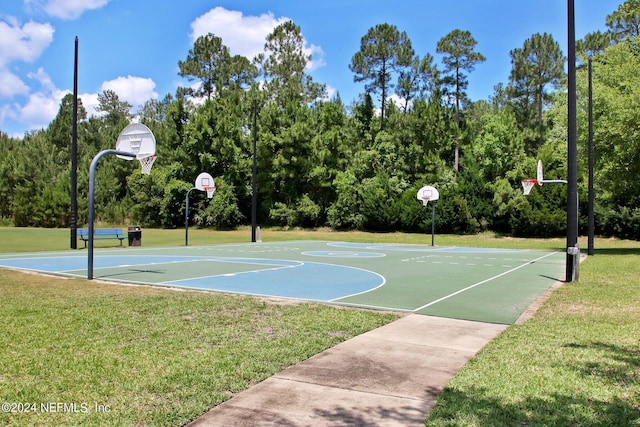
(0, 240, 566, 324)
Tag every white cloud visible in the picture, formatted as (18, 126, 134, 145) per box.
(0, 69, 30, 98)
(3, 74, 159, 133)
(19, 89, 67, 129)
(27, 67, 55, 91)
(0, 103, 18, 126)
(190, 7, 325, 70)
(0, 18, 54, 67)
(190, 7, 288, 59)
(79, 92, 99, 116)
(305, 43, 325, 71)
(388, 93, 407, 109)
(0, 18, 55, 133)
(14, 68, 69, 130)
(323, 85, 336, 101)
(100, 75, 159, 110)
(24, 0, 110, 20)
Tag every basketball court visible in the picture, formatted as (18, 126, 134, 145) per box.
(22, 122, 564, 324)
(0, 240, 565, 324)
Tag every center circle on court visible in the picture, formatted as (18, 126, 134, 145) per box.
(301, 251, 385, 258)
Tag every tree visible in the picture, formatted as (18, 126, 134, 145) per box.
(178, 33, 257, 100)
(436, 29, 485, 171)
(587, 41, 640, 208)
(577, 30, 612, 60)
(350, 23, 414, 129)
(606, 0, 640, 42)
(508, 33, 564, 151)
(47, 93, 87, 151)
(471, 108, 526, 181)
(96, 89, 132, 124)
(178, 33, 230, 99)
(396, 53, 439, 111)
(258, 21, 325, 105)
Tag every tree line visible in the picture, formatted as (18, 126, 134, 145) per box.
(1, 1, 640, 240)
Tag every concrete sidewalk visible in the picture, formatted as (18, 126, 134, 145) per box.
(186, 315, 508, 426)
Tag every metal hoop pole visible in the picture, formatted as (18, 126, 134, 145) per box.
(88, 150, 135, 279)
(431, 201, 436, 246)
(185, 187, 197, 246)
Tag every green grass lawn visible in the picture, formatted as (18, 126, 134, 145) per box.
(1, 227, 638, 426)
(0, 227, 400, 426)
(426, 244, 640, 426)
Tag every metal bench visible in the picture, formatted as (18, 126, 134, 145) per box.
(78, 228, 125, 248)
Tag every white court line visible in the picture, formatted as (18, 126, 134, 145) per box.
(412, 251, 559, 312)
(166, 259, 303, 284)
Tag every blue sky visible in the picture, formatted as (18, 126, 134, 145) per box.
(0, 0, 623, 138)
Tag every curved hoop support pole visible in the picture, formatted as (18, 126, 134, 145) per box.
(88, 150, 135, 279)
(540, 179, 568, 185)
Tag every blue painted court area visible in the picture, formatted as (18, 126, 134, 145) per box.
(0, 240, 567, 324)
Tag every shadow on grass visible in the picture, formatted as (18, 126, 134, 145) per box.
(427, 387, 637, 426)
(563, 341, 640, 391)
(425, 341, 639, 425)
(592, 247, 640, 256)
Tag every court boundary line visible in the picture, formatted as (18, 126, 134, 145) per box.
(328, 270, 387, 302)
(0, 243, 565, 320)
(165, 258, 302, 284)
(165, 259, 386, 302)
(411, 251, 560, 312)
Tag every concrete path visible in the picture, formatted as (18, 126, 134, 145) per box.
(186, 314, 508, 426)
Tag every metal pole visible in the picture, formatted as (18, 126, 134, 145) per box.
(185, 187, 196, 246)
(70, 36, 78, 249)
(88, 150, 135, 280)
(251, 99, 258, 242)
(588, 57, 595, 256)
(431, 202, 436, 246)
(566, 0, 580, 281)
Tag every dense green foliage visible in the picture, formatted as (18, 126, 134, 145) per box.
(1, 3, 639, 239)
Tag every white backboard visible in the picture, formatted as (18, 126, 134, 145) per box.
(417, 185, 439, 204)
(195, 172, 215, 191)
(116, 123, 156, 160)
(537, 160, 544, 185)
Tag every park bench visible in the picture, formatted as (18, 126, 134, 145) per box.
(78, 228, 125, 248)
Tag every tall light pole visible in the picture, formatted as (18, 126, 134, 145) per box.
(588, 57, 595, 256)
(251, 99, 258, 242)
(566, 0, 580, 281)
(70, 37, 79, 249)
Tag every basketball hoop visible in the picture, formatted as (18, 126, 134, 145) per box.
(521, 179, 538, 196)
(417, 185, 439, 206)
(139, 154, 157, 175)
(204, 186, 216, 199)
(194, 172, 215, 198)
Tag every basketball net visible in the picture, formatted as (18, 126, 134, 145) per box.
(204, 186, 216, 199)
(139, 154, 157, 175)
(521, 179, 538, 196)
(420, 189, 433, 206)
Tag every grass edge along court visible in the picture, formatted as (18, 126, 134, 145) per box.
(0, 227, 639, 426)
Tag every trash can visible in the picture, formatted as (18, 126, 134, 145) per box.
(128, 226, 142, 246)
